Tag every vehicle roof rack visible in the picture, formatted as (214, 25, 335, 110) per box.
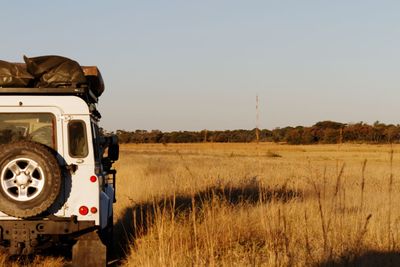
(0, 86, 99, 104)
(0, 66, 104, 104)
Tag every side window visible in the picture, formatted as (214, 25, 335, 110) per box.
(91, 122, 101, 162)
(68, 121, 88, 158)
(0, 113, 56, 149)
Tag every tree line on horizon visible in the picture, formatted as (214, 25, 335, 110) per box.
(112, 120, 400, 145)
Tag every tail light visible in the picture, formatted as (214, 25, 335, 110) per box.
(79, 206, 89, 216)
(90, 176, 97, 183)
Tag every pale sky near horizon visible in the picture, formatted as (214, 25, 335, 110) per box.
(2, 1, 400, 131)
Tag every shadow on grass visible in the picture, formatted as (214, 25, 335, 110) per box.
(111, 179, 302, 264)
(319, 251, 400, 267)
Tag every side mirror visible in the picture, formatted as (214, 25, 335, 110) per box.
(108, 144, 119, 161)
(109, 135, 118, 146)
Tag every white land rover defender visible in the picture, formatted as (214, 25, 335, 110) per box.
(0, 56, 118, 266)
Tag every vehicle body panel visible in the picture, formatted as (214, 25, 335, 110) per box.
(0, 95, 114, 226)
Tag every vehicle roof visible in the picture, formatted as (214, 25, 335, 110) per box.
(0, 95, 90, 115)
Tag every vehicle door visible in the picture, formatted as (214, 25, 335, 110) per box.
(62, 115, 99, 220)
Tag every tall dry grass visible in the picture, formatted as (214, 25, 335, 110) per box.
(113, 143, 400, 266)
(0, 253, 65, 267)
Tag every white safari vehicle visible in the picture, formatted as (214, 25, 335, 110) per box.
(0, 60, 118, 266)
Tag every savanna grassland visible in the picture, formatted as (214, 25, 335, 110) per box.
(2, 143, 400, 266)
(113, 143, 400, 266)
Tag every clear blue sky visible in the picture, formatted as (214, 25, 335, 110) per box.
(2, 1, 400, 131)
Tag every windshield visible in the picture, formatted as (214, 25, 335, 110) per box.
(0, 113, 56, 149)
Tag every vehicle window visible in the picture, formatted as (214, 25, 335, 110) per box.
(68, 121, 88, 158)
(0, 113, 56, 149)
(91, 122, 102, 162)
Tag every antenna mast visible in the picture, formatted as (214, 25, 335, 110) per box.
(256, 94, 260, 143)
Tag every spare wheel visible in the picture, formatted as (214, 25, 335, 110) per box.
(0, 141, 62, 218)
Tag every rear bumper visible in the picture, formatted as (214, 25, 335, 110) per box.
(0, 216, 96, 255)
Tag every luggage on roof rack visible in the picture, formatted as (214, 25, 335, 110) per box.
(82, 66, 104, 97)
(0, 60, 34, 87)
(0, 55, 104, 104)
(24, 55, 87, 88)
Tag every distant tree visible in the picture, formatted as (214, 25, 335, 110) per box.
(301, 128, 315, 144)
(313, 121, 345, 130)
(322, 128, 339, 144)
(113, 120, 400, 145)
(260, 129, 273, 142)
(343, 124, 359, 142)
(116, 130, 132, 143)
(285, 128, 303, 145)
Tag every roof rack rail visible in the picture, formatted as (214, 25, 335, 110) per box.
(0, 86, 99, 103)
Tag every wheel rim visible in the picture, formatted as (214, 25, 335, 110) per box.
(0, 158, 45, 202)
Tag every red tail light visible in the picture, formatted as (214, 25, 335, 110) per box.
(79, 206, 89, 216)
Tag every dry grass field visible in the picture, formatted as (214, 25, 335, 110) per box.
(113, 143, 400, 266)
(3, 142, 400, 266)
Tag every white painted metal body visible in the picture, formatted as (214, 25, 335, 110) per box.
(0, 96, 114, 228)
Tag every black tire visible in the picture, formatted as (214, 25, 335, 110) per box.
(0, 141, 62, 218)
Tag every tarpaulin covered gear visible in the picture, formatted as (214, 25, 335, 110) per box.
(0, 60, 33, 87)
(24, 55, 87, 88)
(82, 66, 104, 97)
